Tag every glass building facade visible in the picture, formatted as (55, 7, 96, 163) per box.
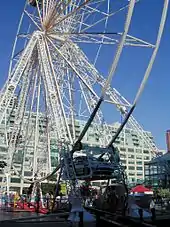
(144, 152, 170, 189)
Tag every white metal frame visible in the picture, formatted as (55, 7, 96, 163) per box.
(0, 0, 168, 193)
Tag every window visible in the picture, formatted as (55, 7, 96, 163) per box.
(136, 155, 142, 160)
(128, 166, 135, 170)
(137, 172, 143, 176)
(133, 138, 139, 142)
(128, 154, 134, 159)
(144, 156, 150, 160)
(125, 129, 130, 133)
(128, 161, 135, 165)
(120, 148, 126, 152)
(132, 133, 137, 137)
(129, 172, 135, 176)
(0, 154, 6, 160)
(11, 178, 21, 183)
(137, 166, 143, 171)
(136, 161, 142, 165)
(136, 149, 142, 154)
(128, 148, 134, 152)
(24, 171, 32, 177)
(143, 150, 149, 154)
(145, 170, 149, 175)
(111, 130, 116, 134)
(120, 154, 126, 158)
(51, 157, 58, 167)
(114, 140, 120, 144)
(137, 179, 143, 183)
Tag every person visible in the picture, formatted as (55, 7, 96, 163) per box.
(68, 191, 83, 226)
(150, 198, 156, 222)
(46, 193, 50, 209)
(35, 187, 41, 213)
(49, 192, 54, 211)
(138, 208, 143, 222)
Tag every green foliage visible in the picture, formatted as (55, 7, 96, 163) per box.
(41, 183, 56, 195)
(157, 188, 170, 198)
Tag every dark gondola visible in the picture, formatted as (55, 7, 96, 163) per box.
(63, 154, 122, 181)
(28, 0, 42, 7)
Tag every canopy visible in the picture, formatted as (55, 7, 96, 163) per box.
(130, 185, 153, 194)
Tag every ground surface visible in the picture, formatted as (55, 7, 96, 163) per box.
(0, 210, 41, 221)
(0, 210, 70, 226)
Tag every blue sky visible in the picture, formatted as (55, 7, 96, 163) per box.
(0, 0, 170, 150)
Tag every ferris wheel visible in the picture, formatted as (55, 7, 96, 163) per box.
(0, 0, 168, 194)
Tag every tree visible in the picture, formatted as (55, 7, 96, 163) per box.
(41, 183, 56, 195)
(157, 188, 170, 199)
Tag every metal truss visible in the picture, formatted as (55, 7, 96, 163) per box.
(0, 0, 168, 194)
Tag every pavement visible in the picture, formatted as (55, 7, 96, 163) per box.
(0, 210, 70, 226)
(0, 210, 41, 221)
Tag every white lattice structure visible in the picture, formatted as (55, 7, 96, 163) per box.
(0, 0, 168, 194)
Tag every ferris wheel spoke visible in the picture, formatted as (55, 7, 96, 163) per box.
(43, 0, 57, 31)
(40, 60, 61, 145)
(53, 0, 92, 29)
(65, 41, 126, 105)
(32, 73, 41, 177)
(37, 35, 74, 145)
(48, 40, 106, 142)
(93, 0, 110, 65)
(6, 60, 34, 173)
(51, 45, 108, 145)
(47, 37, 99, 100)
(77, 2, 106, 27)
(49, 37, 133, 112)
(71, 33, 154, 47)
(79, 81, 102, 123)
(53, 38, 157, 148)
(24, 10, 42, 30)
(80, 83, 110, 146)
(56, 0, 73, 19)
(48, 31, 154, 48)
(84, 3, 110, 17)
(35, 0, 43, 27)
(0, 36, 37, 127)
(44, 37, 74, 144)
(38, 45, 67, 143)
(71, 35, 118, 45)
(68, 73, 76, 141)
(20, 70, 39, 178)
(79, 4, 128, 32)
